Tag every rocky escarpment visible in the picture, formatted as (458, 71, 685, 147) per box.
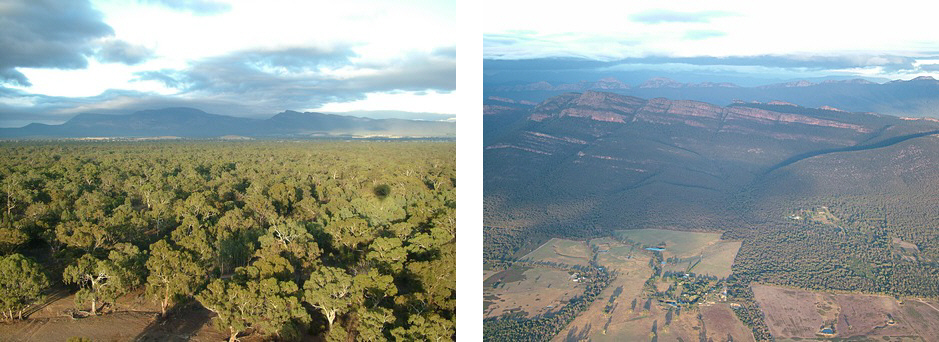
(527, 91, 878, 135)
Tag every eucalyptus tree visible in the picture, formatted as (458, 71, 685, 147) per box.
(63, 254, 134, 315)
(197, 277, 308, 342)
(146, 239, 203, 316)
(0, 254, 49, 320)
(302, 266, 356, 330)
(391, 313, 455, 342)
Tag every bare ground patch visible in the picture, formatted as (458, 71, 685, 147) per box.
(484, 265, 583, 319)
(753, 283, 939, 340)
(701, 303, 756, 342)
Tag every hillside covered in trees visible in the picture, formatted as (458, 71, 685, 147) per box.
(0, 141, 455, 341)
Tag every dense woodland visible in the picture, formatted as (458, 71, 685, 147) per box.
(0, 141, 455, 341)
(726, 194, 939, 299)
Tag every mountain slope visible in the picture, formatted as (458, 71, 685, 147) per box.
(484, 91, 939, 248)
(0, 107, 455, 138)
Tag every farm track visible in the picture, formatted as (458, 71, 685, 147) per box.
(916, 299, 939, 314)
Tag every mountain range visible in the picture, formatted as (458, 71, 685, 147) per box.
(485, 76, 939, 118)
(0, 107, 456, 138)
(484, 90, 939, 257)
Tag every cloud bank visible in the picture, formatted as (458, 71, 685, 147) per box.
(139, 0, 231, 15)
(629, 10, 735, 24)
(0, 0, 456, 127)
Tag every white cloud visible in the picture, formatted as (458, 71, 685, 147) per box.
(8, 0, 455, 119)
(13, 60, 178, 97)
(311, 90, 457, 114)
(483, 0, 938, 60)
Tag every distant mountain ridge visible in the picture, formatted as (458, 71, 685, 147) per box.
(0, 107, 455, 138)
(486, 76, 939, 118)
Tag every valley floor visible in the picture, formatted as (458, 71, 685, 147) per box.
(484, 227, 939, 342)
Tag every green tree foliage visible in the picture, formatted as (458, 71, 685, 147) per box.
(355, 307, 395, 341)
(1, 141, 455, 340)
(197, 278, 309, 342)
(392, 313, 456, 342)
(63, 254, 133, 315)
(303, 266, 356, 329)
(367, 237, 407, 272)
(146, 239, 204, 316)
(0, 227, 28, 254)
(0, 254, 49, 320)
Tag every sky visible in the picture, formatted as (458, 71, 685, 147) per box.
(0, 0, 455, 127)
(483, 0, 939, 85)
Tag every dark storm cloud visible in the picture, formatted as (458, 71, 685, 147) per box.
(95, 39, 155, 65)
(0, 0, 114, 86)
(684, 30, 726, 40)
(140, 0, 231, 15)
(629, 10, 735, 24)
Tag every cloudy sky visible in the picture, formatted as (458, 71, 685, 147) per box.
(484, 0, 939, 85)
(0, 0, 455, 127)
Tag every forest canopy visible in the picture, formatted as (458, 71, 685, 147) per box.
(0, 140, 455, 341)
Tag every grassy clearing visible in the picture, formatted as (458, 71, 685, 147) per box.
(691, 241, 741, 278)
(614, 229, 723, 258)
(614, 229, 740, 278)
(484, 265, 583, 319)
(522, 238, 591, 266)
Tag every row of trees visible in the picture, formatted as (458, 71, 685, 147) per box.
(0, 141, 455, 341)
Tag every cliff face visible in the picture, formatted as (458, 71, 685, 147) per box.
(526, 91, 876, 135)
